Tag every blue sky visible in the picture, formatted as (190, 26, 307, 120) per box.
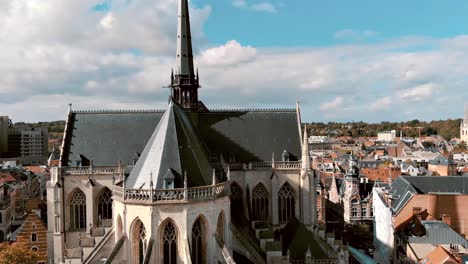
(0, 0, 467, 123)
(196, 0, 468, 47)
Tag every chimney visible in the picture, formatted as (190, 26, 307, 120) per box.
(413, 207, 422, 215)
(442, 214, 451, 226)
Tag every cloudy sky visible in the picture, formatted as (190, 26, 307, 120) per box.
(1, 0, 467, 123)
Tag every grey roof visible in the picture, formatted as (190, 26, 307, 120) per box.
(61, 110, 164, 166)
(429, 155, 456, 166)
(61, 108, 300, 166)
(8, 223, 24, 242)
(408, 220, 468, 247)
(391, 176, 468, 213)
(198, 110, 301, 162)
(126, 101, 212, 188)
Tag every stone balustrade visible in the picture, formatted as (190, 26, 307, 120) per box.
(225, 161, 302, 171)
(113, 182, 228, 203)
(62, 166, 120, 175)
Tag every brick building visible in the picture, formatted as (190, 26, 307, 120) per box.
(360, 167, 400, 183)
(13, 211, 47, 263)
(374, 176, 468, 263)
(427, 156, 458, 176)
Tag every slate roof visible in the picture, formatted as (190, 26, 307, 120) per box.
(408, 221, 468, 247)
(198, 110, 301, 162)
(390, 176, 468, 214)
(61, 107, 301, 166)
(126, 101, 213, 189)
(429, 156, 456, 166)
(61, 110, 164, 166)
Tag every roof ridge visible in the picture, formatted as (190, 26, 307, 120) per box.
(208, 108, 295, 112)
(73, 109, 165, 114)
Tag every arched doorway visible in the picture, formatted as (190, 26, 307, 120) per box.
(69, 188, 86, 230)
(191, 216, 208, 264)
(131, 219, 147, 264)
(278, 182, 295, 223)
(252, 183, 269, 221)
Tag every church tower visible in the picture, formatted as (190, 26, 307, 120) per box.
(170, 0, 200, 111)
(461, 104, 468, 144)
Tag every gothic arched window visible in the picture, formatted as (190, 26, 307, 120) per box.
(191, 217, 206, 264)
(230, 182, 244, 219)
(132, 219, 147, 264)
(70, 189, 86, 230)
(97, 188, 112, 221)
(162, 220, 177, 264)
(252, 183, 269, 221)
(278, 182, 295, 223)
(216, 211, 225, 244)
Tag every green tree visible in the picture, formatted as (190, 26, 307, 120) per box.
(0, 242, 39, 264)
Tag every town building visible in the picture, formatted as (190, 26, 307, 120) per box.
(427, 155, 458, 176)
(326, 155, 373, 224)
(45, 1, 349, 263)
(377, 130, 396, 142)
(461, 104, 468, 144)
(373, 176, 468, 263)
(10, 211, 48, 264)
(0, 118, 48, 165)
(0, 116, 9, 155)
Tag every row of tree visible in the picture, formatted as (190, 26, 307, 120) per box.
(306, 119, 463, 140)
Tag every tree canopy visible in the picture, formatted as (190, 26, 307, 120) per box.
(0, 242, 39, 264)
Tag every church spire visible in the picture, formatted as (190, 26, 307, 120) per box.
(176, 0, 194, 76)
(170, 0, 200, 111)
(301, 125, 310, 171)
(464, 103, 468, 125)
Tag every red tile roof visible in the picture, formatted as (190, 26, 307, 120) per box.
(419, 246, 458, 264)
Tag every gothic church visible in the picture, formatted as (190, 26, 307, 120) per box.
(46, 1, 325, 263)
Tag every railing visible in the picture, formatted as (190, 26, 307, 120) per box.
(62, 166, 119, 175)
(114, 182, 228, 203)
(275, 161, 302, 169)
(225, 161, 302, 170)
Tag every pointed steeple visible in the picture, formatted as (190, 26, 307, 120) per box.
(176, 0, 194, 76)
(464, 103, 468, 125)
(301, 125, 310, 171)
(171, 0, 200, 111)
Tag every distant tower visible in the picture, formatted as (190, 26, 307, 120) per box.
(170, 0, 200, 111)
(461, 104, 468, 143)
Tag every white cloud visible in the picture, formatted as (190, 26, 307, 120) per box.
(320, 97, 344, 112)
(232, 0, 247, 8)
(198, 40, 256, 66)
(398, 83, 435, 101)
(0, 0, 467, 123)
(252, 3, 277, 13)
(334, 29, 378, 40)
(232, 0, 278, 13)
(369, 97, 392, 110)
(100, 12, 115, 29)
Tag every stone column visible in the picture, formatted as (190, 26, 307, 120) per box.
(301, 171, 311, 226)
(86, 181, 95, 234)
